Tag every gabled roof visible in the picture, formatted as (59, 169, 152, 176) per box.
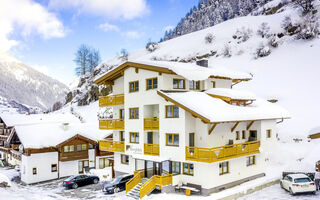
(94, 60, 252, 85)
(56, 134, 97, 147)
(157, 90, 290, 123)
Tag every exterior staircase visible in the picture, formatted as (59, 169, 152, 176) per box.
(126, 178, 148, 200)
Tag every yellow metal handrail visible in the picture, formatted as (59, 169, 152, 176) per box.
(143, 118, 159, 130)
(144, 143, 159, 156)
(99, 94, 124, 107)
(99, 139, 125, 152)
(140, 174, 172, 199)
(186, 140, 260, 163)
(99, 119, 124, 130)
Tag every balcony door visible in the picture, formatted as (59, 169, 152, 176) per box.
(249, 130, 258, 141)
(189, 133, 195, 147)
(78, 160, 89, 174)
(147, 132, 153, 144)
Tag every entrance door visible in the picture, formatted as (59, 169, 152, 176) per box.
(78, 160, 89, 173)
(147, 132, 153, 144)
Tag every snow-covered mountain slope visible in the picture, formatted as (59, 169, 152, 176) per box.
(0, 52, 69, 111)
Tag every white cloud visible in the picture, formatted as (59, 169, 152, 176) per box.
(122, 31, 141, 39)
(49, 0, 148, 20)
(163, 25, 174, 32)
(98, 22, 120, 32)
(0, 0, 66, 52)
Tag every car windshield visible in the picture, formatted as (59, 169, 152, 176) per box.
(294, 178, 311, 183)
(110, 177, 122, 184)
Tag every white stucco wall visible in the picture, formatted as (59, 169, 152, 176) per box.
(21, 152, 58, 184)
(59, 160, 78, 178)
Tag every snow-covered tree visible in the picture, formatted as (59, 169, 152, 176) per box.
(74, 44, 90, 76)
(257, 22, 271, 38)
(87, 49, 101, 73)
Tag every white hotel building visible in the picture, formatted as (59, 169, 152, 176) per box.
(95, 60, 289, 197)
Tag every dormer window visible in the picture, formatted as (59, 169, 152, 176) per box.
(129, 81, 139, 92)
(173, 79, 185, 89)
(189, 81, 200, 90)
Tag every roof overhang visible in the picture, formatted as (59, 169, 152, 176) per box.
(94, 61, 252, 85)
(56, 134, 97, 148)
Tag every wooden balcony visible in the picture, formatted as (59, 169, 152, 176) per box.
(144, 118, 159, 130)
(0, 135, 8, 141)
(59, 151, 88, 162)
(99, 94, 124, 107)
(186, 141, 260, 163)
(99, 139, 125, 153)
(99, 119, 124, 130)
(144, 143, 159, 156)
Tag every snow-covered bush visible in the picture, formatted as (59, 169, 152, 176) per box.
(257, 22, 271, 38)
(222, 44, 232, 57)
(233, 27, 253, 42)
(146, 41, 159, 52)
(296, 0, 314, 14)
(255, 43, 271, 58)
(281, 16, 300, 35)
(296, 15, 320, 40)
(204, 33, 215, 44)
(268, 35, 279, 47)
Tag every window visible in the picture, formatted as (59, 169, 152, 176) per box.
(212, 81, 216, 88)
(173, 79, 185, 89)
(166, 133, 179, 146)
(130, 132, 139, 143)
(146, 78, 158, 90)
(242, 131, 246, 139)
(82, 144, 87, 151)
(99, 158, 110, 169)
(183, 163, 194, 176)
(165, 105, 179, 118)
(247, 156, 255, 166)
(32, 168, 37, 175)
(64, 146, 69, 153)
(129, 81, 139, 92)
(51, 164, 57, 172)
(266, 129, 271, 138)
(120, 109, 125, 119)
(70, 145, 74, 152)
(77, 144, 82, 151)
(172, 161, 181, 175)
(129, 108, 139, 119)
(219, 161, 229, 175)
(236, 131, 240, 140)
(189, 80, 200, 90)
(121, 154, 129, 165)
(120, 131, 125, 142)
(89, 144, 93, 149)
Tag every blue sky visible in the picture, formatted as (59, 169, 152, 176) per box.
(2, 0, 199, 85)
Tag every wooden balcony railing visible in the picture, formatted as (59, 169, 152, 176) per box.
(99, 94, 124, 107)
(126, 170, 145, 194)
(99, 140, 125, 153)
(144, 118, 159, 130)
(144, 143, 159, 156)
(99, 119, 124, 130)
(186, 141, 260, 163)
(140, 174, 172, 199)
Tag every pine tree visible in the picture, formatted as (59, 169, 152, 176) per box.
(74, 44, 90, 76)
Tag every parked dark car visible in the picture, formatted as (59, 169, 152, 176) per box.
(63, 175, 99, 189)
(103, 174, 134, 194)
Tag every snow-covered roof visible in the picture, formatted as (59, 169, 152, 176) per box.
(309, 127, 320, 135)
(158, 91, 289, 123)
(0, 112, 80, 127)
(135, 60, 252, 81)
(94, 60, 252, 84)
(15, 123, 112, 149)
(205, 88, 256, 100)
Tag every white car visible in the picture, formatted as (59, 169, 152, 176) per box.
(280, 173, 316, 195)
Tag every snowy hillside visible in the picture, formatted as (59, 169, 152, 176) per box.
(0, 52, 69, 111)
(89, 0, 320, 139)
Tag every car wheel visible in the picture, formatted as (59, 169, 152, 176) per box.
(312, 191, 316, 195)
(289, 188, 295, 195)
(72, 183, 78, 189)
(114, 187, 120, 193)
(93, 178, 99, 184)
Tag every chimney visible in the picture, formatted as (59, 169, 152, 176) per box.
(62, 123, 69, 131)
(196, 59, 208, 67)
